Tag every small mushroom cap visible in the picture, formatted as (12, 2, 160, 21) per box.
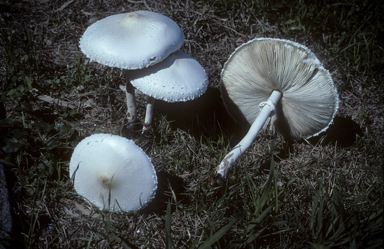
(127, 50, 208, 102)
(79, 11, 184, 69)
(69, 134, 157, 212)
(221, 38, 339, 140)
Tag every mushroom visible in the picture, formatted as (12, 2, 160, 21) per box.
(211, 38, 339, 186)
(126, 50, 208, 130)
(79, 11, 185, 126)
(69, 134, 157, 212)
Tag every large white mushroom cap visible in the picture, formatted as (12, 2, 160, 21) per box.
(127, 50, 208, 102)
(221, 38, 339, 140)
(69, 134, 157, 212)
(79, 11, 185, 69)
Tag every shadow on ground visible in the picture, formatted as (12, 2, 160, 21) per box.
(139, 171, 187, 215)
(308, 116, 363, 148)
(153, 87, 243, 142)
(257, 116, 363, 171)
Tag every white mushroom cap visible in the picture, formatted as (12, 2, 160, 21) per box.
(221, 38, 339, 140)
(127, 50, 208, 102)
(69, 134, 157, 212)
(79, 11, 185, 69)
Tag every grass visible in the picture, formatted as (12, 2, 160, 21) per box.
(1, 0, 383, 248)
(200, 0, 384, 81)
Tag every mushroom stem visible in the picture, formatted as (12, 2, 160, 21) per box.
(125, 81, 137, 122)
(215, 90, 282, 179)
(143, 95, 155, 132)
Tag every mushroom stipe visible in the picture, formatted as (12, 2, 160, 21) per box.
(209, 38, 339, 188)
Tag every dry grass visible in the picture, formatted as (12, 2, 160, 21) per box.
(0, 0, 383, 248)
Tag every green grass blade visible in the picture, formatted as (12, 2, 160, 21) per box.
(109, 232, 132, 249)
(198, 219, 237, 249)
(255, 204, 274, 224)
(287, 177, 297, 187)
(272, 158, 278, 213)
(310, 189, 321, 230)
(86, 232, 93, 249)
(165, 200, 173, 249)
(316, 195, 325, 239)
(246, 226, 267, 244)
(332, 187, 345, 220)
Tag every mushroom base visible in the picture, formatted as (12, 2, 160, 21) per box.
(207, 172, 226, 195)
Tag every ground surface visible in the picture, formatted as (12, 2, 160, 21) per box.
(0, 0, 383, 248)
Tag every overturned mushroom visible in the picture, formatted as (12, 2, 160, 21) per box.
(79, 11, 185, 124)
(210, 38, 339, 187)
(69, 134, 157, 212)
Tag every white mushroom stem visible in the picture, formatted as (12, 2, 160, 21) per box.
(126, 81, 137, 122)
(215, 90, 282, 179)
(143, 95, 155, 132)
